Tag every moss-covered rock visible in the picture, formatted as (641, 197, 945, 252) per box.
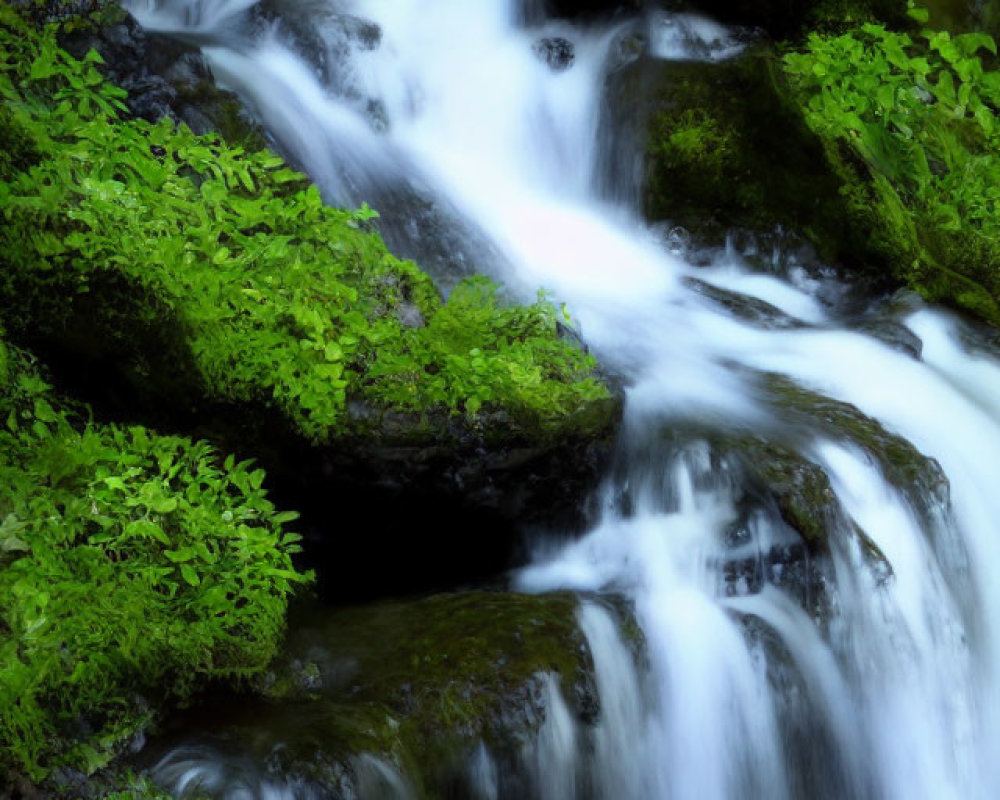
(760, 372, 949, 512)
(615, 45, 866, 258)
(147, 592, 625, 798)
(0, 6, 620, 586)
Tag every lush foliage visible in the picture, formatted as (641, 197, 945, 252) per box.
(0, 335, 308, 781)
(783, 14, 1000, 321)
(0, 6, 609, 446)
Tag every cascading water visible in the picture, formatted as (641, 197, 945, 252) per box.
(128, 0, 1000, 797)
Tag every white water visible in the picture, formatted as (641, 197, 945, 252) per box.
(130, 0, 1000, 797)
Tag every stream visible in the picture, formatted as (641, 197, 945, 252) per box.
(125, 1, 1000, 797)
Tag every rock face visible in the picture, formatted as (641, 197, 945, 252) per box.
(534, 36, 576, 70)
(538, 0, 644, 21)
(55, 5, 268, 148)
(602, 41, 857, 255)
(661, 0, 909, 38)
(147, 593, 637, 798)
(237, 398, 620, 601)
(520, 0, 907, 35)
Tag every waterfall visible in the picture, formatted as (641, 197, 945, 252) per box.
(129, 0, 1000, 797)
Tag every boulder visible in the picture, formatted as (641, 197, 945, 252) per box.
(146, 592, 637, 798)
(602, 42, 858, 256)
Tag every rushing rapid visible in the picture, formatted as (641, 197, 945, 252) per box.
(130, 0, 1000, 797)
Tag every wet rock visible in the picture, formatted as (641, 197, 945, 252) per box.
(533, 36, 576, 70)
(146, 592, 635, 798)
(761, 373, 950, 511)
(659, 0, 909, 40)
(288, 399, 620, 600)
(56, 6, 268, 148)
(602, 45, 854, 253)
(857, 317, 923, 360)
(541, 0, 644, 21)
(683, 276, 808, 330)
(738, 614, 873, 798)
(250, 0, 381, 111)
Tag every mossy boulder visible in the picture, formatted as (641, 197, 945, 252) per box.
(759, 372, 949, 514)
(148, 592, 626, 798)
(0, 7, 620, 599)
(612, 44, 865, 258)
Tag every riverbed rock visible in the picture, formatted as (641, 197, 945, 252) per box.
(146, 592, 634, 798)
(761, 373, 950, 513)
(534, 36, 576, 70)
(683, 277, 809, 329)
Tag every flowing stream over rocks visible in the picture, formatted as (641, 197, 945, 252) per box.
(125, 1, 1000, 797)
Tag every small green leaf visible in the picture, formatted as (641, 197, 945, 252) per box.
(180, 564, 201, 586)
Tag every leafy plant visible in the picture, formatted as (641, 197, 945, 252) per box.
(0, 4, 610, 449)
(0, 336, 309, 781)
(783, 13, 1000, 320)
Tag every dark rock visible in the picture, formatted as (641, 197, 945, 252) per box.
(602, 44, 857, 255)
(285, 401, 620, 601)
(738, 614, 875, 798)
(144, 592, 635, 798)
(57, 8, 269, 148)
(683, 276, 808, 329)
(541, 0, 644, 21)
(857, 317, 923, 359)
(760, 373, 950, 512)
(534, 36, 576, 70)
(250, 0, 381, 99)
(658, 0, 909, 40)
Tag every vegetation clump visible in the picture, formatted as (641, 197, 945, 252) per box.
(0, 334, 308, 782)
(0, 5, 610, 449)
(783, 12, 1000, 323)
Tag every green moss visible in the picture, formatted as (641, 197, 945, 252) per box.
(0, 6, 611, 451)
(0, 336, 309, 782)
(761, 372, 948, 507)
(235, 592, 597, 796)
(641, 51, 856, 253)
